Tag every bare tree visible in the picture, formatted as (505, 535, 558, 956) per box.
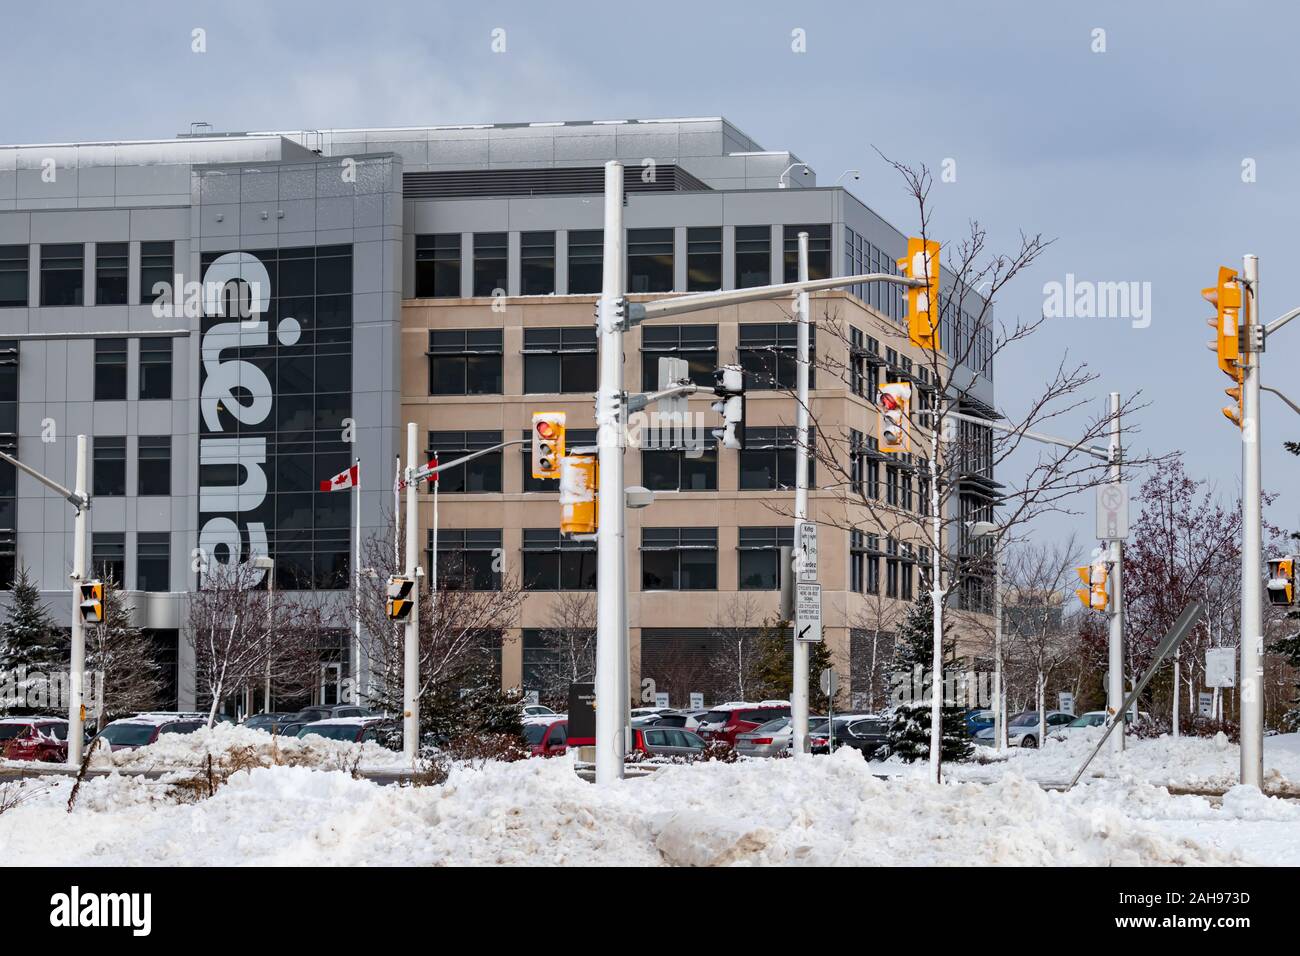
(86, 576, 164, 728)
(849, 588, 901, 712)
(527, 591, 596, 708)
(708, 593, 761, 702)
(1003, 535, 1080, 746)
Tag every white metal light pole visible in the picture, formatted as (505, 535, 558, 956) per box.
(250, 554, 275, 711)
(68, 436, 88, 765)
(1106, 390, 1126, 755)
(594, 160, 627, 784)
(791, 232, 812, 755)
(1239, 254, 1264, 789)
(403, 421, 421, 763)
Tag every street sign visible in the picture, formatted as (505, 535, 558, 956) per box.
(819, 667, 838, 697)
(798, 521, 818, 583)
(1058, 692, 1075, 716)
(1205, 647, 1236, 688)
(654, 692, 670, 709)
(795, 582, 822, 643)
(1198, 691, 1214, 717)
(524, 689, 539, 706)
(1096, 482, 1129, 540)
(689, 692, 704, 710)
(657, 356, 690, 423)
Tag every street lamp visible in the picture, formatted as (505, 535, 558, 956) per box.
(251, 554, 275, 713)
(967, 521, 1006, 752)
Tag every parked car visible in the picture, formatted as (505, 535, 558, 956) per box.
(630, 726, 706, 759)
(277, 705, 378, 738)
(975, 710, 1075, 748)
(963, 709, 995, 737)
(696, 702, 791, 745)
(92, 714, 206, 752)
(651, 710, 709, 731)
(242, 712, 300, 734)
(0, 717, 71, 762)
(296, 717, 392, 744)
(1053, 710, 1153, 739)
(521, 704, 557, 718)
(735, 717, 795, 757)
(809, 715, 891, 759)
(524, 718, 568, 757)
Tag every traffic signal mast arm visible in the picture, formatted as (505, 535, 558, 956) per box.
(0, 448, 89, 510)
(407, 438, 528, 485)
(621, 272, 926, 325)
(940, 408, 1112, 461)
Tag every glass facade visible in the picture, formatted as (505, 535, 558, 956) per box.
(198, 245, 354, 591)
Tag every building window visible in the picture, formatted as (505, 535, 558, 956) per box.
(92, 436, 126, 497)
(522, 428, 595, 492)
(850, 530, 881, 595)
(520, 231, 556, 295)
(640, 447, 717, 492)
(40, 243, 83, 306)
(567, 229, 602, 294)
(430, 528, 501, 591)
(885, 538, 901, 599)
(738, 322, 813, 390)
(866, 435, 881, 499)
(138, 436, 171, 496)
(686, 227, 722, 291)
(139, 241, 174, 307)
(94, 242, 129, 306)
(886, 463, 900, 507)
(0, 246, 28, 308)
(139, 337, 173, 400)
(782, 225, 832, 282)
(93, 338, 128, 401)
(739, 427, 810, 491)
(92, 532, 126, 586)
(901, 466, 914, 512)
(415, 234, 461, 298)
(427, 430, 502, 493)
(137, 532, 170, 592)
(523, 327, 596, 394)
(734, 226, 770, 288)
(850, 429, 864, 495)
(901, 543, 915, 600)
(473, 232, 508, 297)
(738, 526, 794, 590)
(521, 529, 597, 590)
(640, 324, 717, 389)
(428, 329, 503, 395)
(641, 527, 717, 591)
(627, 228, 673, 293)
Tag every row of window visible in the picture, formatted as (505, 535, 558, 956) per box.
(414, 225, 832, 299)
(0, 242, 174, 309)
(94, 337, 174, 401)
(91, 436, 172, 497)
(89, 531, 171, 592)
(428, 323, 812, 396)
(430, 526, 926, 594)
(425, 426, 811, 494)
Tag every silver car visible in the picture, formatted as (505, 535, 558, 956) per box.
(735, 717, 793, 757)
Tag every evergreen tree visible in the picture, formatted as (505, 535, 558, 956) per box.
(0, 567, 62, 715)
(886, 590, 972, 762)
(85, 577, 164, 728)
(749, 616, 834, 709)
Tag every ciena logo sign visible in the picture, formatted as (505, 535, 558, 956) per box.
(197, 252, 300, 584)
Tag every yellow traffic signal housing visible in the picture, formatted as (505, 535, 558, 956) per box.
(559, 455, 598, 536)
(1268, 557, 1296, 606)
(1074, 562, 1109, 611)
(877, 381, 912, 453)
(78, 580, 104, 623)
(531, 411, 566, 480)
(1203, 265, 1243, 384)
(385, 576, 415, 621)
(897, 237, 941, 350)
(1223, 384, 1243, 428)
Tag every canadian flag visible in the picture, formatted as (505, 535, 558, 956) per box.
(320, 463, 359, 492)
(426, 455, 439, 484)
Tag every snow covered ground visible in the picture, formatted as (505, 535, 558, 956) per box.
(3, 739, 1300, 865)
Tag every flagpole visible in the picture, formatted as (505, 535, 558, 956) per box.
(393, 455, 401, 570)
(353, 457, 362, 706)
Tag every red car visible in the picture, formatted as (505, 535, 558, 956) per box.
(524, 719, 568, 757)
(0, 717, 71, 762)
(695, 702, 791, 746)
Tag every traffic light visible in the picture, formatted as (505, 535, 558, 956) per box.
(897, 237, 941, 350)
(531, 411, 566, 480)
(877, 381, 912, 453)
(1268, 556, 1296, 606)
(385, 576, 415, 621)
(1074, 560, 1109, 611)
(78, 580, 104, 623)
(1203, 265, 1244, 427)
(711, 365, 746, 450)
(559, 455, 598, 536)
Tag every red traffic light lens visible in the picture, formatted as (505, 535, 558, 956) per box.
(880, 393, 899, 411)
(537, 421, 556, 439)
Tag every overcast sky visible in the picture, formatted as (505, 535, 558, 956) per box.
(4, 0, 1296, 551)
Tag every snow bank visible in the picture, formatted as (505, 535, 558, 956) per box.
(85, 723, 409, 773)
(886, 731, 1300, 793)
(1, 747, 1283, 866)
